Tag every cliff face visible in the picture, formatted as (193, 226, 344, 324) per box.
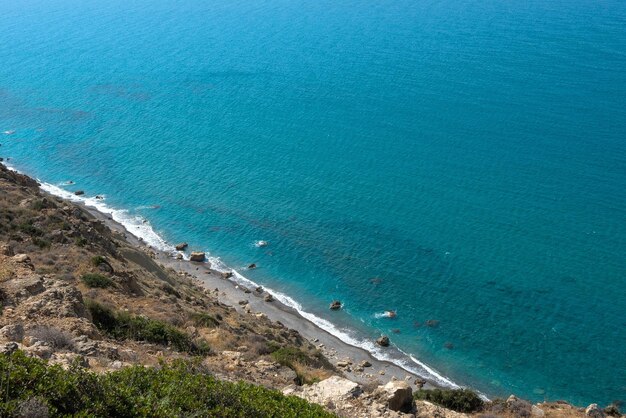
(0, 163, 621, 418)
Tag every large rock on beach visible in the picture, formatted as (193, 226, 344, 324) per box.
(189, 252, 205, 262)
(376, 335, 390, 347)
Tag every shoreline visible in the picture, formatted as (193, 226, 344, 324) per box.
(82, 200, 445, 392)
(8, 163, 462, 393)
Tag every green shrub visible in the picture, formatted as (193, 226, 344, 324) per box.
(86, 300, 210, 355)
(189, 312, 220, 328)
(270, 346, 333, 385)
(271, 346, 310, 368)
(0, 351, 334, 417)
(74, 237, 87, 247)
(18, 220, 43, 237)
(81, 273, 114, 288)
(90, 255, 106, 267)
(160, 283, 181, 298)
(414, 388, 484, 413)
(33, 237, 51, 249)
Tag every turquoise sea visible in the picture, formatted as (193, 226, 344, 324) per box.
(1, 0, 625, 406)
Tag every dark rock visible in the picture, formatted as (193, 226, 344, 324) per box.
(175, 243, 188, 251)
(264, 294, 274, 302)
(221, 271, 233, 279)
(97, 260, 114, 274)
(425, 319, 440, 328)
(604, 404, 621, 417)
(444, 342, 454, 349)
(0, 342, 19, 355)
(255, 286, 264, 293)
(376, 335, 390, 347)
(74, 190, 85, 196)
(49, 230, 68, 244)
(414, 378, 426, 388)
(329, 300, 342, 310)
(248, 263, 256, 269)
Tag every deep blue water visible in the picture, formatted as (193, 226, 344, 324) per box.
(1, 0, 625, 406)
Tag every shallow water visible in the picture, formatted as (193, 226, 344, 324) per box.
(1, 0, 625, 405)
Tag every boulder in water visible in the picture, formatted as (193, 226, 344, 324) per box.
(74, 190, 85, 196)
(175, 243, 188, 251)
(376, 335, 390, 347)
(329, 300, 342, 310)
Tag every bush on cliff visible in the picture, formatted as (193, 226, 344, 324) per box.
(414, 388, 484, 413)
(0, 351, 334, 417)
(86, 299, 211, 355)
(81, 273, 114, 288)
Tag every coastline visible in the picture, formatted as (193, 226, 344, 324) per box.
(8, 163, 462, 393)
(80, 195, 448, 392)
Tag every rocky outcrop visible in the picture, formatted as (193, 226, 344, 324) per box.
(189, 252, 205, 262)
(414, 400, 469, 417)
(175, 243, 188, 251)
(586, 404, 606, 418)
(0, 324, 24, 342)
(13, 254, 31, 263)
(284, 376, 362, 405)
(375, 381, 413, 412)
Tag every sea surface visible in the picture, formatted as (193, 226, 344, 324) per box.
(1, 0, 625, 406)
